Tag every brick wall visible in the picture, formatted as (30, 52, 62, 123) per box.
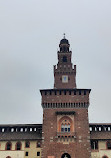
(41, 91, 91, 158)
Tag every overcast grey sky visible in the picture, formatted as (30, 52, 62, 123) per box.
(0, 0, 111, 124)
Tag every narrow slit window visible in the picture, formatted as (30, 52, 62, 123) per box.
(37, 152, 40, 156)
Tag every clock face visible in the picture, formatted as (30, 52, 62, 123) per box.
(62, 75, 68, 83)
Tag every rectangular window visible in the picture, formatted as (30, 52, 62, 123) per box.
(107, 141, 111, 149)
(25, 141, 30, 148)
(84, 90, 86, 95)
(61, 128, 64, 132)
(68, 128, 70, 132)
(64, 91, 66, 95)
(25, 152, 28, 156)
(69, 91, 71, 95)
(37, 152, 40, 156)
(74, 91, 76, 95)
(37, 142, 41, 148)
(91, 140, 98, 150)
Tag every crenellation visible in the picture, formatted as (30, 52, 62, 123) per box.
(0, 37, 110, 158)
(90, 124, 111, 132)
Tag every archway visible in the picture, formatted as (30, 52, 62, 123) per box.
(61, 153, 71, 158)
(102, 156, 108, 158)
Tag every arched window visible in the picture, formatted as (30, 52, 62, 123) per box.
(62, 56, 67, 62)
(15, 142, 22, 150)
(58, 116, 73, 133)
(63, 46, 66, 52)
(61, 119, 71, 133)
(37, 141, 41, 148)
(25, 141, 30, 148)
(106, 141, 111, 149)
(5, 142, 12, 150)
(61, 153, 71, 158)
(6, 156, 11, 158)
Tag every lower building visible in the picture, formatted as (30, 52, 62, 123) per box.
(0, 124, 42, 158)
(0, 37, 110, 158)
(0, 124, 111, 158)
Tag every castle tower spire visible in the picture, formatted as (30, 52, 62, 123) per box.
(63, 33, 66, 39)
(54, 37, 76, 89)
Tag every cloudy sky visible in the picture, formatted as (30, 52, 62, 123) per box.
(0, 0, 111, 124)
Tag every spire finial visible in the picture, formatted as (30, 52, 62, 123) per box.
(63, 33, 66, 39)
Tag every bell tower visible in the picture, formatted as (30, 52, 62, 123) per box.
(54, 35, 76, 89)
(40, 36, 91, 158)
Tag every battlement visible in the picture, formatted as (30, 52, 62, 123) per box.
(90, 123, 111, 132)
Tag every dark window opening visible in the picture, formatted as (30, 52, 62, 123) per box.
(62, 56, 67, 62)
(37, 142, 41, 148)
(16, 142, 21, 150)
(91, 140, 98, 150)
(61, 124, 70, 133)
(84, 90, 86, 95)
(37, 152, 40, 156)
(25, 152, 28, 156)
(79, 91, 81, 95)
(6, 142, 11, 150)
(61, 128, 64, 132)
(74, 91, 76, 95)
(25, 141, 30, 148)
(64, 91, 66, 95)
(62, 46, 66, 52)
(107, 141, 111, 149)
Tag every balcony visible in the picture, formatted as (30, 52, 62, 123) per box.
(57, 132, 76, 138)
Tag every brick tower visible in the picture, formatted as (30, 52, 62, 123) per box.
(40, 36, 91, 158)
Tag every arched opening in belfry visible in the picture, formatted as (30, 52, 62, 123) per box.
(61, 153, 71, 158)
(62, 56, 67, 62)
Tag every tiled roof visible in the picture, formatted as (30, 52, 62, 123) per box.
(0, 124, 42, 141)
(90, 131, 111, 140)
(90, 123, 111, 140)
(0, 132, 42, 141)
